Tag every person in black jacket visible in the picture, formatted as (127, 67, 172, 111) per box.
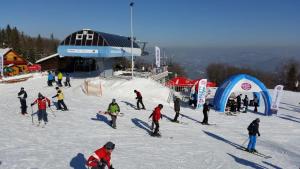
(172, 97, 180, 122)
(247, 118, 261, 152)
(18, 87, 28, 115)
(243, 95, 249, 113)
(202, 102, 210, 125)
(236, 94, 242, 112)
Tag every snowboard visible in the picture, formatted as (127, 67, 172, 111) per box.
(237, 147, 272, 159)
(98, 111, 124, 117)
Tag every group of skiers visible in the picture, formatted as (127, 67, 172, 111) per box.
(17, 85, 69, 126)
(47, 71, 71, 87)
(227, 94, 259, 113)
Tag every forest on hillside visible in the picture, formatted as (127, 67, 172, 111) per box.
(0, 25, 59, 63)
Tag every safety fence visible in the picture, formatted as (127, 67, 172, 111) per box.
(82, 79, 102, 96)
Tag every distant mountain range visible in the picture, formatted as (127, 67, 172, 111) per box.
(138, 46, 300, 79)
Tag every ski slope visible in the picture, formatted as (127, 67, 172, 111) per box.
(0, 74, 299, 169)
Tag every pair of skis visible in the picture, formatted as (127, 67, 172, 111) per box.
(237, 146, 272, 159)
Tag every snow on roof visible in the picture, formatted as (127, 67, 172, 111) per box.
(35, 53, 59, 63)
(0, 48, 12, 57)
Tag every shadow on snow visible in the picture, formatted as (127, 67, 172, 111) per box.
(70, 153, 87, 169)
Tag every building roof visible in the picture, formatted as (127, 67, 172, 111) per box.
(60, 29, 140, 48)
(36, 53, 59, 63)
(0, 48, 12, 57)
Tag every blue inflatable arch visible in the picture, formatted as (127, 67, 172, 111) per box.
(213, 74, 272, 116)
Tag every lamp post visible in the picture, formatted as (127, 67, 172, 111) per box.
(130, 1, 134, 78)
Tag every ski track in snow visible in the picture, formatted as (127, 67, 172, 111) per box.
(0, 75, 300, 169)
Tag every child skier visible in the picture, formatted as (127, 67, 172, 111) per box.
(52, 87, 68, 111)
(65, 73, 71, 87)
(18, 87, 28, 115)
(86, 141, 115, 169)
(243, 95, 249, 113)
(107, 99, 120, 129)
(57, 71, 63, 87)
(134, 90, 145, 110)
(149, 104, 163, 137)
(246, 118, 261, 152)
(31, 93, 51, 125)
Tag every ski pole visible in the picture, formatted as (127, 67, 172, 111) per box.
(49, 106, 56, 117)
(241, 137, 249, 147)
(30, 106, 34, 124)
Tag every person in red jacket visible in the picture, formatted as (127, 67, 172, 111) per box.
(134, 90, 145, 110)
(86, 142, 115, 169)
(31, 93, 51, 125)
(149, 104, 163, 137)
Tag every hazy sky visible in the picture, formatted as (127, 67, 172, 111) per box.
(1, 0, 300, 47)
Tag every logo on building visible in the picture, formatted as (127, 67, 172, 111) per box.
(241, 83, 252, 91)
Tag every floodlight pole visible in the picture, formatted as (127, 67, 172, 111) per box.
(130, 1, 134, 79)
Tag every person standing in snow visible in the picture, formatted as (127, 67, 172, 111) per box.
(52, 87, 68, 111)
(134, 90, 145, 110)
(149, 104, 163, 136)
(86, 141, 115, 169)
(236, 94, 242, 112)
(246, 118, 261, 152)
(107, 99, 120, 129)
(253, 95, 259, 112)
(18, 87, 28, 115)
(31, 93, 51, 125)
(65, 73, 71, 87)
(202, 102, 210, 125)
(47, 71, 54, 86)
(243, 95, 249, 113)
(172, 97, 180, 122)
(57, 71, 63, 87)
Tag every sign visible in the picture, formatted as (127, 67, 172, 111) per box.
(241, 83, 252, 91)
(67, 49, 98, 54)
(0, 54, 3, 77)
(271, 85, 284, 113)
(197, 79, 207, 109)
(155, 46, 160, 68)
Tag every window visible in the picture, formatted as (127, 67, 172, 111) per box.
(87, 34, 94, 40)
(76, 34, 83, 40)
(14, 57, 17, 61)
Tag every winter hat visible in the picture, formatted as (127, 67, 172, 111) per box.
(256, 118, 260, 123)
(112, 99, 116, 102)
(38, 93, 43, 98)
(55, 87, 59, 90)
(134, 90, 137, 93)
(104, 141, 115, 150)
(158, 104, 163, 108)
(21, 87, 24, 90)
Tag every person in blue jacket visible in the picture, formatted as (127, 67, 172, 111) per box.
(47, 71, 54, 86)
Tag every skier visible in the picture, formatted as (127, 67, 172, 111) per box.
(243, 95, 249, 113)
(246, 118, 261, 152)
(172, 97, 180, 122)
(57, 71, 63, 87)
(107, 99, 120, 129)
(18, 87, 28, 115)
(149, 104, 163, 136)
(134, 90, 145, 110)
(236, 94, 242, 112)
(253, 95, 259, 112)
(201, 102, 210, 125)
(52, 87, 68, 111)
(65, 73, 71, 87)
(47, 71, 54, 86)
(31, 93, 51, 125)
(86, 141, 115, 169)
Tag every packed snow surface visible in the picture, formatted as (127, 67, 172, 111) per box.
(0, 74, 299, 169)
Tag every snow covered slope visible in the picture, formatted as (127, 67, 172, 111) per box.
(0, 75, 299, 169)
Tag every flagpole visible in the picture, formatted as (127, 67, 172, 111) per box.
(130, 1, 134, 79)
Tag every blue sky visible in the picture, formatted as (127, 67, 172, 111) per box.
(1, 0, 300, 47)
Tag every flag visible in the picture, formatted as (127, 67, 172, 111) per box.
(155, 46, 160, 68)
